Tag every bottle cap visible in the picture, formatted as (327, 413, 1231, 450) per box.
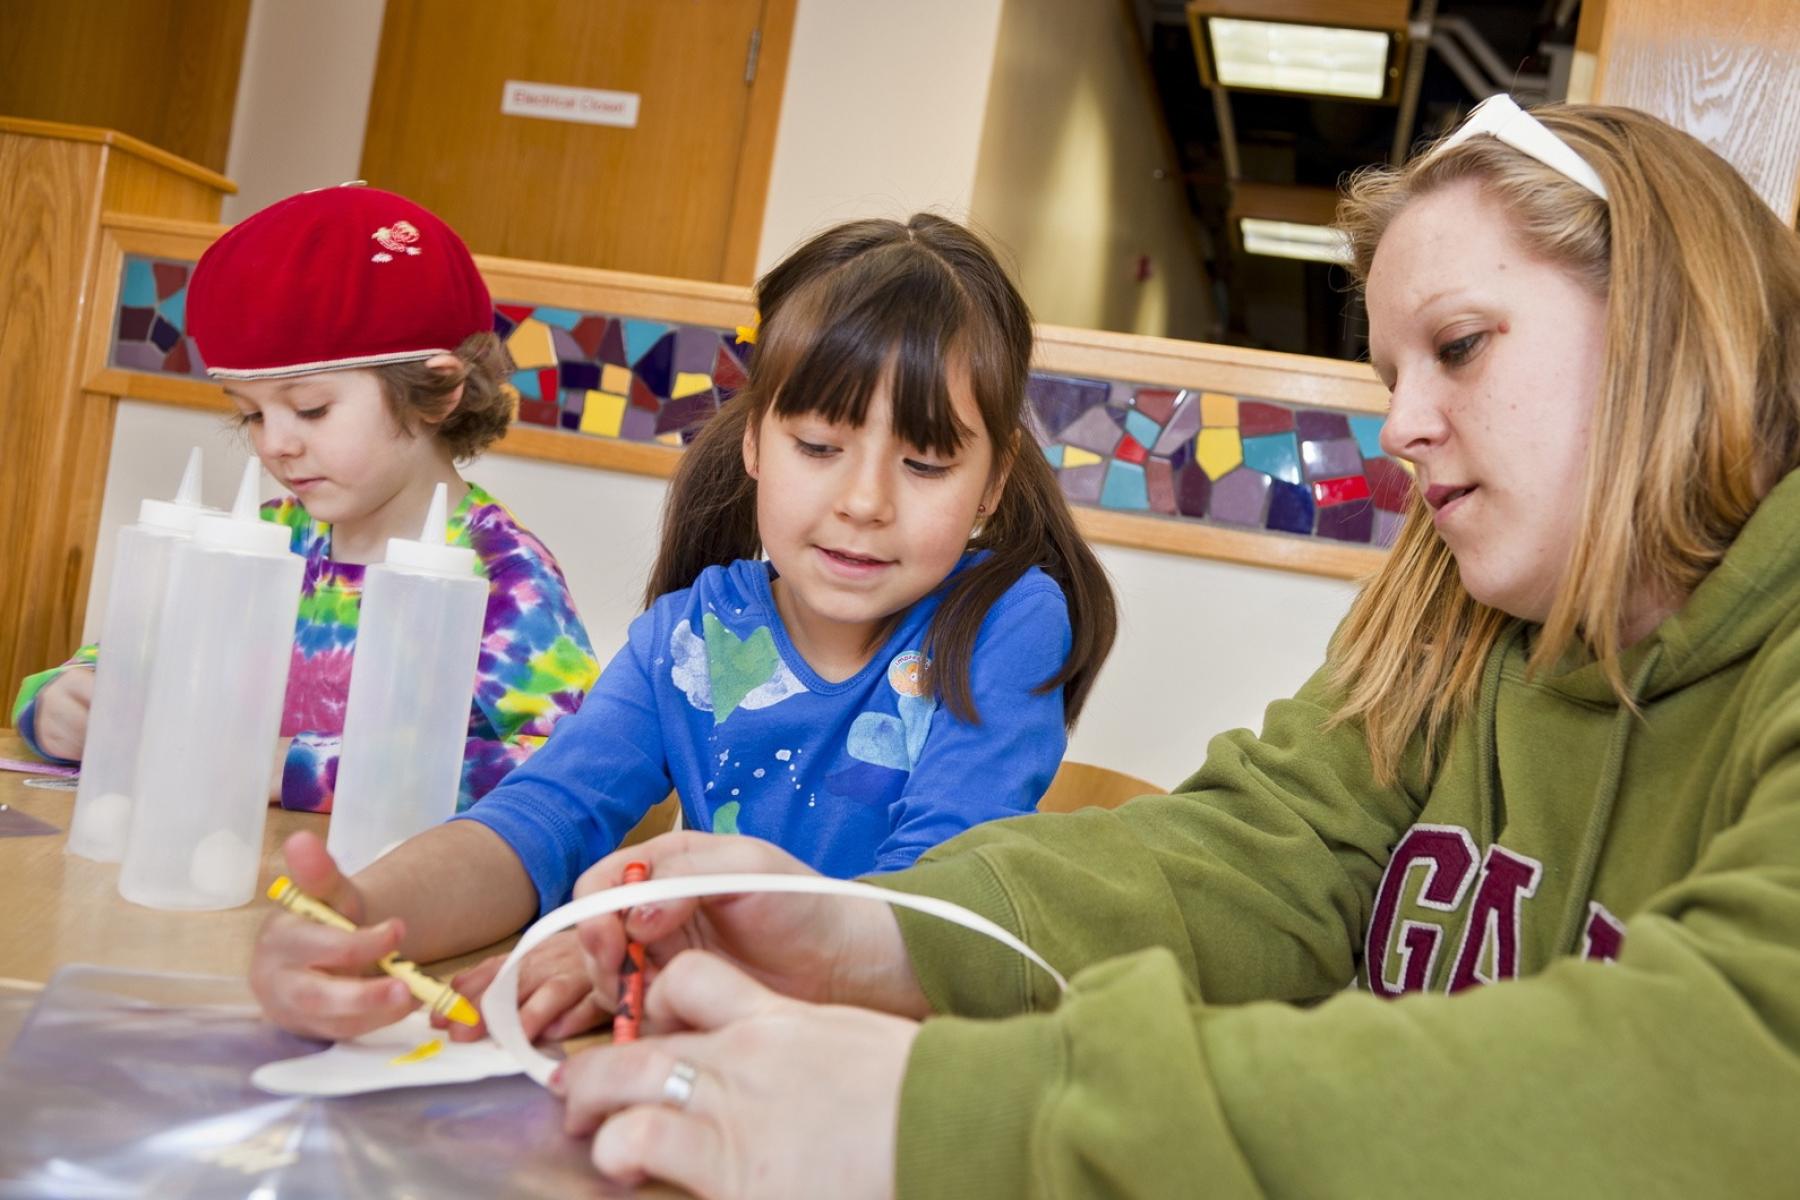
(383, 482, 478, 577)
(137, 447, 211, 533)
(192, 459, 292, 555)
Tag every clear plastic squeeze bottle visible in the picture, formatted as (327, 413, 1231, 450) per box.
(66, 448, 211, 862)
(327, 482, 487, 875)
(118, 458, 303, 910)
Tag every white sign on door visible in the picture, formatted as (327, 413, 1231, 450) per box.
(501, 80, 641, 129)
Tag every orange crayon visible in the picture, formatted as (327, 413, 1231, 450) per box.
(613, 861, 650, 1043)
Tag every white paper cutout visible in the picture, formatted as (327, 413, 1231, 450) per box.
(483, 872, 1069, 1085)
(251, 1011, 524, 1097)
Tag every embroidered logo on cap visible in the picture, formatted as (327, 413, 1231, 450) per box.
(371, 220, 422, 263)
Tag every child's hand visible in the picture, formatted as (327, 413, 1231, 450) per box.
(32, 669, 94, 761)
(570, 833, 930, 1020)
(553, 951, 916, 1199)
(448, 931, 607, 1044)
(248, 831, 417, 1040)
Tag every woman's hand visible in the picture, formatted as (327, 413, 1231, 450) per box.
(32, 669, 94, 761)
(554, 951, 916, 1200)
(448, 930, 608, 1044)
(570, 832, 929, 1019)
(248, 831, 418, 1040)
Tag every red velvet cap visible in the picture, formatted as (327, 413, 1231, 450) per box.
(188, 184, 493, 379)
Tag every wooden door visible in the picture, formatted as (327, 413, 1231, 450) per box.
(360, 0, 792, 283)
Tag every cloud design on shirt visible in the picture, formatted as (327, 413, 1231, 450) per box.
(669, 617, 807, 722)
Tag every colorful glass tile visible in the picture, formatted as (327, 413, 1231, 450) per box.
(1152, 392, 1202, 456)
(507, 319, 556, 369)
(672, 371, 713, 399)
(561, 410, 583, 431)
(119, 307, 154, 342)
(1028, 375, 1111, 439)
(657, 431, 684, 446)
(675, 326, 719, 373)
(560, 388, 586, 417)
(601, 363, 632, 394)
(1135, 387, 1178, 424)
(1043, 445, 1065, 468)
(1059, 463, 1106, 505)
(713, 347, 748, 394)
(1146, 459, 1176, 514)
(1175, 460, 1211, 518)
(492, 310, 516, 338)
(1297, 410, 1351, 442)
(496, 304, 536, 324)
(1060, 407, 1125, 456)
(1349, 414, 1386, 460)
(658, 391, 718, 436)
(620, 405, 657, 443)
(581, 390, 626, 437)
(149, 317, 180, 354)
(1316, 502, 1375, 543)
(517, 398, 558, 426)
(512, 369, 542, 401)
(152, 262, 187, 299)
(1116, 435, 1148, 466)
(115, 342, 166, 372)
(531, 307, 583, 331)
(550, 325, 585, 363)
(1062, 446, 1103, 470)
(1301, 437, 1363, 481)
(571, 316, 608, 357)
(1266, 480, 1315, 535)
(1374, 509, 1405, 547)
(599, 321, 630, 366)
(1200, 392, 1237, 427)
(536, 368, 559, 406)
(622, 319, 671, 365)
(1195, 428, 1242, 479)
(636, 333, 677, 398)
(1123, 409, 1161, 449)
(1312, 475, 1372, 507)
(122, 259, 157, 308)
(1239, 400, 1294, 437)
(629, 376, 660, 412)
(559, 360, 601, 391)
(158, 286, 186, 329)
(163, 341, 190, 375)
(1209, 468, 1270, 526)
(1101, 461, 1149, 510)
(1242, 432, 1301, 484)
(1365, 457, 1414, 512)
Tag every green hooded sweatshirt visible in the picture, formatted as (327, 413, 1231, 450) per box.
(878, 468, 1800, 1198)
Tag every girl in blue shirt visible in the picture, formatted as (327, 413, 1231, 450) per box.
(252, 213, 1116, 1043)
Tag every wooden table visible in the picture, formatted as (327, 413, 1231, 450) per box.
(0, 733, 509, 987)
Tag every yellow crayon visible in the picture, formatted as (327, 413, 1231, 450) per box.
(266, 875, 480, 1028)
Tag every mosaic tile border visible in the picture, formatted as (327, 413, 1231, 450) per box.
(109, 254, 1406, 549)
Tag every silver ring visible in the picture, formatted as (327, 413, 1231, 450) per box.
(661, 1058, 700, 1109)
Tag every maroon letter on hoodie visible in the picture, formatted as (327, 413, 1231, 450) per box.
(1447, 846, 1544, 991)
(1367, 825, 1479, 997)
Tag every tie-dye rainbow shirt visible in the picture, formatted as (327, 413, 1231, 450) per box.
(13, 482, 599, 814)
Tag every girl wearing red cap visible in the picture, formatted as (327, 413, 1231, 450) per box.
(250, 214, 1117, 1044)
(13, 185, 600, 814)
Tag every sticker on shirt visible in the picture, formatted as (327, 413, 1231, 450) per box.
(669, 615, 808, 724)
(827, 651, 937, 807)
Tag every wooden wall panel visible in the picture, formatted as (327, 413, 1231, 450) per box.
(0, 0, 251, 173)
(1591, 0, 1800, 223)
(360, 0, 791, 282)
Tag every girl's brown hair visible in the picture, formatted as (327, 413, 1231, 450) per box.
(1330, 104, 1800, 782)
(371, 330, 516, 460)
(646, 213, 1117, 726)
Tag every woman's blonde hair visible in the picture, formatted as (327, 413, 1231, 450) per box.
(1330, 103, 1800, 782)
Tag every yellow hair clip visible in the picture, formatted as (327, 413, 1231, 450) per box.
(735, 312, 759, 345)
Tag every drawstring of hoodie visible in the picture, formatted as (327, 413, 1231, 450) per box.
(1478, 628, 1665, 958)
(1549, 644, 1664, 956)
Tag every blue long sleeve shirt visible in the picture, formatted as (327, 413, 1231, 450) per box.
(458, 554, 1072, 914)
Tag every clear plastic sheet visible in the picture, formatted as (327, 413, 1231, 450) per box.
(0, 966, 626, 1198)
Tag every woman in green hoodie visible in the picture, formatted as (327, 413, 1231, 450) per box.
(543, 101, 1800, 1199)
